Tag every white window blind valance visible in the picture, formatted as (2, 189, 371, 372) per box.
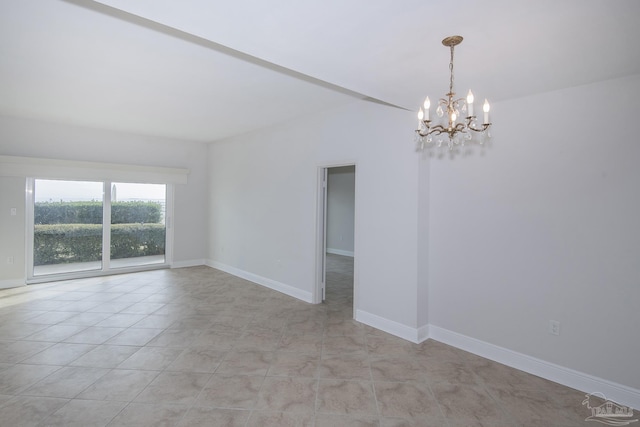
(0, 155, 189, 184)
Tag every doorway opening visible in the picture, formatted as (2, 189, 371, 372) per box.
(316, 165, 356, 316)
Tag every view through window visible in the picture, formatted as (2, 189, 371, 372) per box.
(32, 179, 167, 278)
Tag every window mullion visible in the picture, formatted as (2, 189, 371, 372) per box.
(102, 181, 111, 271)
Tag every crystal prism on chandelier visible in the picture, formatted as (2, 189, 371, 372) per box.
(415, 35, 492, 151)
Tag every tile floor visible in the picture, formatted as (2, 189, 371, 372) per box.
(0, 255, 609, 426)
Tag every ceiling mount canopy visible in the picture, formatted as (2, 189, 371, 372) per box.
(415, 35, 492, 152)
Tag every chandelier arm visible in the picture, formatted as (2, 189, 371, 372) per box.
(416, 124, 449, 137)
(465, 116, 492, 133)
(466, 123, 492, 133)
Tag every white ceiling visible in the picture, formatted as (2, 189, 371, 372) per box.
(1, 0, 639, 142)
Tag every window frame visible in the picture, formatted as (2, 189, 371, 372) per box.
(26, 177, 175, 284)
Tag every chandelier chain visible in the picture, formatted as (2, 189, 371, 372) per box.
(449, 45, 455, 96)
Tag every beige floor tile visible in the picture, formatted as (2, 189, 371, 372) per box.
(134, 371, 210, 405)
(0, 393, 13, 406)
(324, 318, 365, 337)
(0, 259, 595, 426)
(315, 413, 380, 427)
(234, 330, 283, 351)
(194, 374, 264, 409)
(22, 366, 109, 398)
(105, 328, 163, 346)
(374, 382, 444, 421)
(268, 352, 320, 378)
(96, 313, 147, 328)
(247, 316, 287, 334)
(464, 355, 554, 391)
(0, 364, 61, 395)
(418, 357, 481, 386)
(23, 311, 77, 324)
(256, 377, 317, 413)
(42, 399, 127, 427)
(369, 356, 427, 383)
(317, 379, 377, 416)
(0, 322, 48, 340)
(166, 315, 214, 330)
(431, 383, 509, 426)
(0, 340, 53, 364)
(117, 346, 183, 370)
(319, 354, 371, 380)
(22, 324, 87, 342)
(0, 395, 68, 426)
(379, 417, 444, 427)
(57, 311, 113, 326)
(77, 369, 159, 401)
(365, 334, 417, 358)
(107, 402, 188, 427)
(178, 407, 250, 427)
(131, 314, 176, 329)
(120, 302, 165, 314)
(55, 301, 103, 313)
(165, 347, 226, 373)
(216, 350, 275, 375)
(209, 314, 251, 333)
(70, 345, 141, 368)
(145, 328, 202, 347)
(191, 327, 235, 346)
(64, 327, 125, 345)
(322, 335, 367, 356)
(488, 386, 588, 427)
(278, 333, 323, 354)
(247, 410, 314, 427)
(21, 342, 95, 365)
(85, 301, 133, 314)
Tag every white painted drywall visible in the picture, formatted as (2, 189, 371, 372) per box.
(208, 100, 424, 329)
(0, 176, 26, 287)
(326, 165, 355, 256)
(0, 115, 209, 281)
(428, 73, 640, 390)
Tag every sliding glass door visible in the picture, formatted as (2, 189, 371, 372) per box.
(110, 182, 166, 269)
(29, 178, 170, 280)
(33, 179, 104, 276)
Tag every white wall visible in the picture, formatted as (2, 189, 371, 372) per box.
(0, 115, 209, 283)
(327, 165, 355, 256)
(208, 100, 427, 335)
(428, 74, 640, 391)
(0, 176, 26, 288)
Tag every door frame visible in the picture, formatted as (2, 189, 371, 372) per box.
(314, 163, 357, 312)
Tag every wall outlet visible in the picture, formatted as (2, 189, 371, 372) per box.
(7, 256, 14, 265)
(10, 207, 17, 216)
(549, 320, 561, 336)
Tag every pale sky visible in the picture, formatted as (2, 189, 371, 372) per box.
(35, 179, 166, 202)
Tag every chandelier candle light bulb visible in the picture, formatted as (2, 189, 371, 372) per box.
(415, 35, 492, 151)
(423, 97, 430, 120)
(466, 90, 474, 117)
(483, 99, 490, 124)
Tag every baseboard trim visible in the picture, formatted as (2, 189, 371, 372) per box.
(326, 248, 354, 257)
(171, 259, 206, 269)
(206, 260, 313, 303)
(429, 325, 640, 409)
(355, 309, 429, 344)
(0, 279, 26, 290)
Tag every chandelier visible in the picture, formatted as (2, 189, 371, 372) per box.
(415, 35, 491, 151)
